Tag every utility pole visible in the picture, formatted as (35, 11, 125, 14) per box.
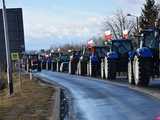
(2, 0, 13, 95)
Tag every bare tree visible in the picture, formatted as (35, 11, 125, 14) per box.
(103, 10, 135, 39)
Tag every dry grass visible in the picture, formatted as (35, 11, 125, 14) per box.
(0, 74, 55, 120)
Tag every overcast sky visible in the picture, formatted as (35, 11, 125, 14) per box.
(3, 0, 159, 50)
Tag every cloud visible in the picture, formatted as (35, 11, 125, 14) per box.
(24, 10, 105, 43)
(22, 0, 160, 50)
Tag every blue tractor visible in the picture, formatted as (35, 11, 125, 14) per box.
(87, 46, 109, 77)
(128, 19, 160, 86)
(101, 39, 133, 80)
(77, 45, 109, 77)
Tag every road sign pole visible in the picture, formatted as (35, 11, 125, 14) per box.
(2, 0, 13, 95)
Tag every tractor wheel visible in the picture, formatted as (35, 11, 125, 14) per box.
(104, 58, 116, 80)
(77, 62, 81, 75)
(69, 61, 72, 74)
(89, 60, 92, 76)
(87, 62, 90, 76)
(80, 61, 87, 76)
(57, 62, 60, 72)
(133, 56, 150, 86)
(69, 61, 77, 74)
(88, 60, 96, 77)
(101, 59, 105, 79)
(128, 60, 135, 85)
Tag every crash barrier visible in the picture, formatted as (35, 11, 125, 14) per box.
(60, 89, 69, 120)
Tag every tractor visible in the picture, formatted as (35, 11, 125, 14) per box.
(40, 55, 47, 70)
(50, 52, 59, 71)
(128, 18, 160, 86)
(77, 44, 109, 77)
(69, 50, 81, 74)
(26, 53, 41, 72)
(101, 39, 133, 80)
(56, 53, 70, 72)
(87, 46, 109, 77)
(77, 47, 90, 76)
(46, 56, 52, 70)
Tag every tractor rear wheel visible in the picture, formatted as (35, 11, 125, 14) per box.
(69, 61, 75, 74)
(88, 60, 97, 77)
(128, 60, 135, 85)
(77, 62, 81, 75)
(101, 59, 105, 79)
(133, 56, 150, 86)
(105, 58, 116, 80)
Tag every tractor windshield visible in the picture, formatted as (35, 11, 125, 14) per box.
(61, 55, 69, 61)
(96, 47, 109, 58)
(141, 31, 159, 49)
(112, 40, 132, 55)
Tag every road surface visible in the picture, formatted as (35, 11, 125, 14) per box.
(36, 71, 160, 120)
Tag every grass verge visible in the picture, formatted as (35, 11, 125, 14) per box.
(0, 74, 56, 120)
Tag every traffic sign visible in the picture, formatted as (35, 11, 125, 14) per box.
(11, 52, 20, 61)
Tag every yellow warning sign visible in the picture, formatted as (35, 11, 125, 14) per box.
(11, 52, 20, 61)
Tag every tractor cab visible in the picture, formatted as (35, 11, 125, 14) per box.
(111, 39, 133, 57)
(51, 52, 59, 62)
(128, 18, 160, 86)
(94, 46, 110, 59)
(110, 39, 133, 73)
(101, 39, 133, 80)
(26, 53, 41, 72)
(140, 27, 160, 49)
(56, 52, 70, 72)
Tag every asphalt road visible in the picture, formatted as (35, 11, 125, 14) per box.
(36, 71, 160, 120)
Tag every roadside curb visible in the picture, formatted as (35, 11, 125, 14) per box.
(34, 75, 76, 120)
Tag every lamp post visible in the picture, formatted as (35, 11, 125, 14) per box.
(2, 0, 13, 95)
(127, 13, 139, 32)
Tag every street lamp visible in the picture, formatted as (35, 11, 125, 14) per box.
(2, 0, 13, 95)
(127, 13, 139, 32)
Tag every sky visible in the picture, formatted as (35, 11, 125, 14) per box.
(2, 0, 159, 50)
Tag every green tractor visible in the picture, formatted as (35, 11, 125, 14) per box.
(56, 53, 70, 72)
(128, 19, 160, 86)
(50, 52, 59, 71)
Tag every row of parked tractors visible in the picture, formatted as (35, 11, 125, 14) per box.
(24, 19, 160, 87)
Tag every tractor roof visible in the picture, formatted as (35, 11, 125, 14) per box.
(111, 39, 132, 42)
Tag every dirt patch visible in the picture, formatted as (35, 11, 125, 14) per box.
(0, 74, 56, 120)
